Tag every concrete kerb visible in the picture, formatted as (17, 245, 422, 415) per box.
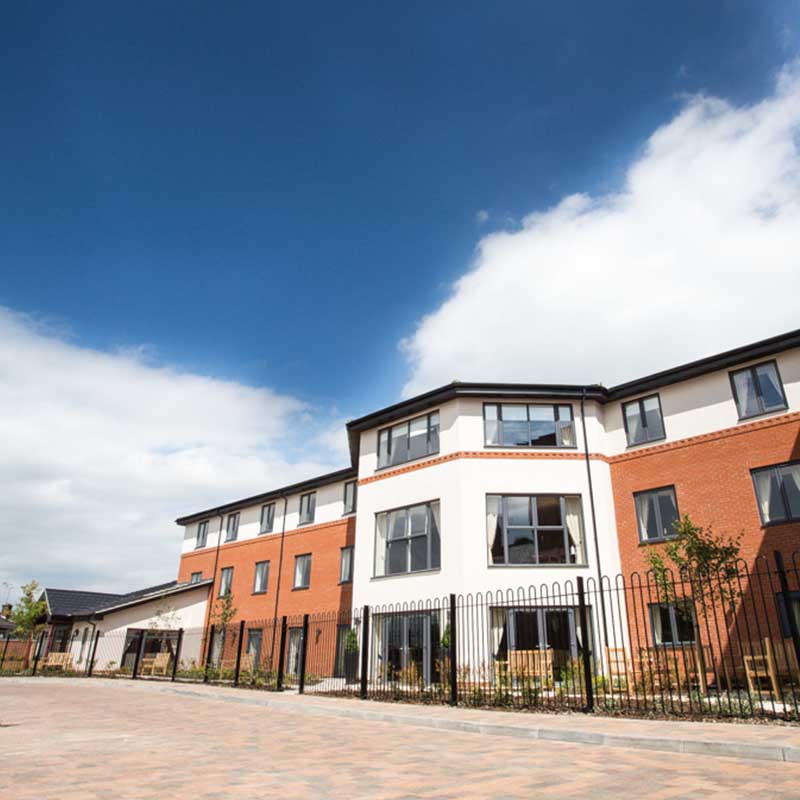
(4, 677, 799, 763)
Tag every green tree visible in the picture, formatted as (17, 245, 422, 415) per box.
(212, 590, 238, 630)
(11, 581, 47, 637)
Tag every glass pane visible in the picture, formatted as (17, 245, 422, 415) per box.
(636, 494, 660, 540)
(505, 496, 531, 526)
(733, 370, 759, 417)
(512, 611, 540, 650)
(378, 430, 390, 467)
(484, 404, 498, 420)
(429, 515, 441, 569)
(390, 422, 409, 465)
(485, 419, 500, 445)
(657, 490, 679, 537)
(674, 605, 695, 643)
(530, 414, 557, 446)
(529, 405, 555, 422)
(502, 420, 530, 446)
(410, 536, 428, 571)
(486, 495, 504, 564)
(537, 529, 567, 564)
(502, 405, 528, 421)
(557, 406, 575, 447)
(388, 509, 408, 539)
(754, 468, 787, 523)
(408, 417, 428, 460)
(428, 412, 440, 454)
(756, 363, 784, 410)
(536, 496, 562, 526)
(409, 504, 428, 534)
(624, 402, 644, 444)
(387, 540, 407, 574)
(780, 464, 800, 519)
(653, 605, 673, 644)
(642, 396, 664, 439)
(507, 528, 536, 564)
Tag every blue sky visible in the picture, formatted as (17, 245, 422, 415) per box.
(2, 3, 800, 597)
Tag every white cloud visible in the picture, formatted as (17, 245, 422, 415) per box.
(475, 209, 490, 225)
(0, 308, 344, 598)
(401, 63, 800, 396)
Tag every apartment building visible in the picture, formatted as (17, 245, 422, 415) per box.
(172, 328, 800, 675)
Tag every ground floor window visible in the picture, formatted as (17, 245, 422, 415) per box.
(121, 629, 180, 670)
(374, 610, 442, 685)
(246, 628, 263, 667)
(649, 602, 695, 646)
(49, 624, 72, 653)
(285, 627, 304, 677)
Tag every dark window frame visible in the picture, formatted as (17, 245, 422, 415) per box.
(482, 402, 577, 449)
(377, 411, 440, 469)
(633, 485, 680, 544)
(649, 601, 696, 647)
(298, 492, 316, 526)
(339, 545, 354, 584)
(751, 460, 800, 525)
(259, 503, 275, 535)
(195, 520, 209, 549)
(729, 359, 788, 421)
(224, 512, 240, 542)
(374, 499, 441, 577)
(621, 393, 666, 447)
(776, 591, 800, 638)
(253, 560, 270, 594)
(343, 480, 357, 515)
(293, 553, 312, 589)
(218, 566, 234, 598)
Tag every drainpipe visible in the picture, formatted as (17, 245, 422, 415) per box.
(269, 495, 289, 669)
(580, 389, 608, 646)
(202, 513, 225, 644)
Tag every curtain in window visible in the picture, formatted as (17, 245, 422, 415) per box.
(754, 468, 785, 522)
(490, 608, 507, 660)
(485, 496, 501, 563)
(564, 497, 584, 562)
(756, 363, 784, 409)
(781, 464, 800, 518)
(374, 513, 388, 576)
(372, 617, 384, 678)
(429, 501, 441, 569)
(733, 370, 759, 417)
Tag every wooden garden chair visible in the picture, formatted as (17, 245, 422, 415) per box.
(43, 652, 73, 671)
(508, 648, 553, 685)
(743, 637, 800, 696)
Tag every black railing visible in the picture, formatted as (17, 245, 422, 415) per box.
(3, 552, 800, 721)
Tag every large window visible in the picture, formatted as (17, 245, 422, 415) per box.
(375, 501, 441, 576)
(484, 403, 575, 448)
(650, 602, 695, 646)
(294, 554, 312, 589)
(299, 492, 316, 525)
(340, 546, 354, 583)
(634, 486, 679, 542)
(377, 412, 440, 468)
(260, 503, 275, 534)
(730, 361, 787, 420)
(196, 520, 208, 548)
(343, 480, 357, 515)
(752, 461, 800, 524)
(622, 394, 665, 446)
(486, 495, 584, 566)
(225, 512, 240, 542)
(253, 561, 269, 594)
(218, 567, 234, 597)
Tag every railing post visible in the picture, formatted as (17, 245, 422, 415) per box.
(87, 630, 100, 677)
(775, 551, 800, 673)
(0, 637, 9, 671)
(233, 620, 246, 687)
(359, 606, 370, 700)
(577, 577, 594, 713)
(449, 594, 458, 706)
(276, 616, 287, 690)
(171, 628, 184, 682)
(132, 630, 146, 679)
(31, 631, 44, 676)
(203, 624, 215, 684)
(298, 614, 310, 694)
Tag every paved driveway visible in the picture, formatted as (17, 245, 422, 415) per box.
(2, 680, 800, 799)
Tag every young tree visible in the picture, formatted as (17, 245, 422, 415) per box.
(10, 581, 47, 637)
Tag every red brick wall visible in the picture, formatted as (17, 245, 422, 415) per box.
(177, 516, 355, 626)
(610, 413, 800, 576)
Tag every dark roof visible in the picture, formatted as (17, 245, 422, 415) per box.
(175, 466, 357, 526)
(43, 579, 212, 621)
(0, 616, 15, 631)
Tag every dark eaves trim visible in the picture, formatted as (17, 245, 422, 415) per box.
(175, 467, 357, 526)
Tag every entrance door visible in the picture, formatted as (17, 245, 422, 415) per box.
(380, 611, 439, 685)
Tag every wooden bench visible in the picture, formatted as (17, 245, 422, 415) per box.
(495, 648, 554, 686)
(743, 637, 800, 696)
(43, 652, 74, 671)
(140, 651, 171, 676)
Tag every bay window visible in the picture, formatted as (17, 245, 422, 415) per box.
(375, 501, 441, 576)
(484, 403, 575, 448)
(377, 412, 439, 468)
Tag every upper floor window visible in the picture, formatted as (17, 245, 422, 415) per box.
(190, 571, 202, 584)
(294, 554, 312, 589)
(340, 546, 354, 583)
(218, 566, 233, 597)
(195, 520, 209, 549)
(253, 561, 269, 594)
(377, 412, 439, 468)
(752, 461, 800, 524)
(260, 503, 275, 534)
(375, 501, 441, 576)
(299, 492, 316, 525)
(634, 486, 679, 543)
(224, 512, 240, 542)
(622, 395, 665, 446)
(486, 495, 585, 566)
(343, 480, 357, 515)
(730, 361, 787, 420)
(650, 602, 695, 646)
(484, 403, 575, 448)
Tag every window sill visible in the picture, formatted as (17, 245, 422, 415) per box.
(483, 444, 579, 451)
(291, 586, 310, 591)
(375, 451, 441, 473)
(371, 568, 441, 581)
(252, 591, 267, 596)
(297, 521, 315, 527)
(487, 563, 589, 569)
(625, 434, 667, 450)
(258, 531, 274, 536)
(194, 545, 208, 551)
(737, 405, 788, 423)
(638, 537, 677, 547)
